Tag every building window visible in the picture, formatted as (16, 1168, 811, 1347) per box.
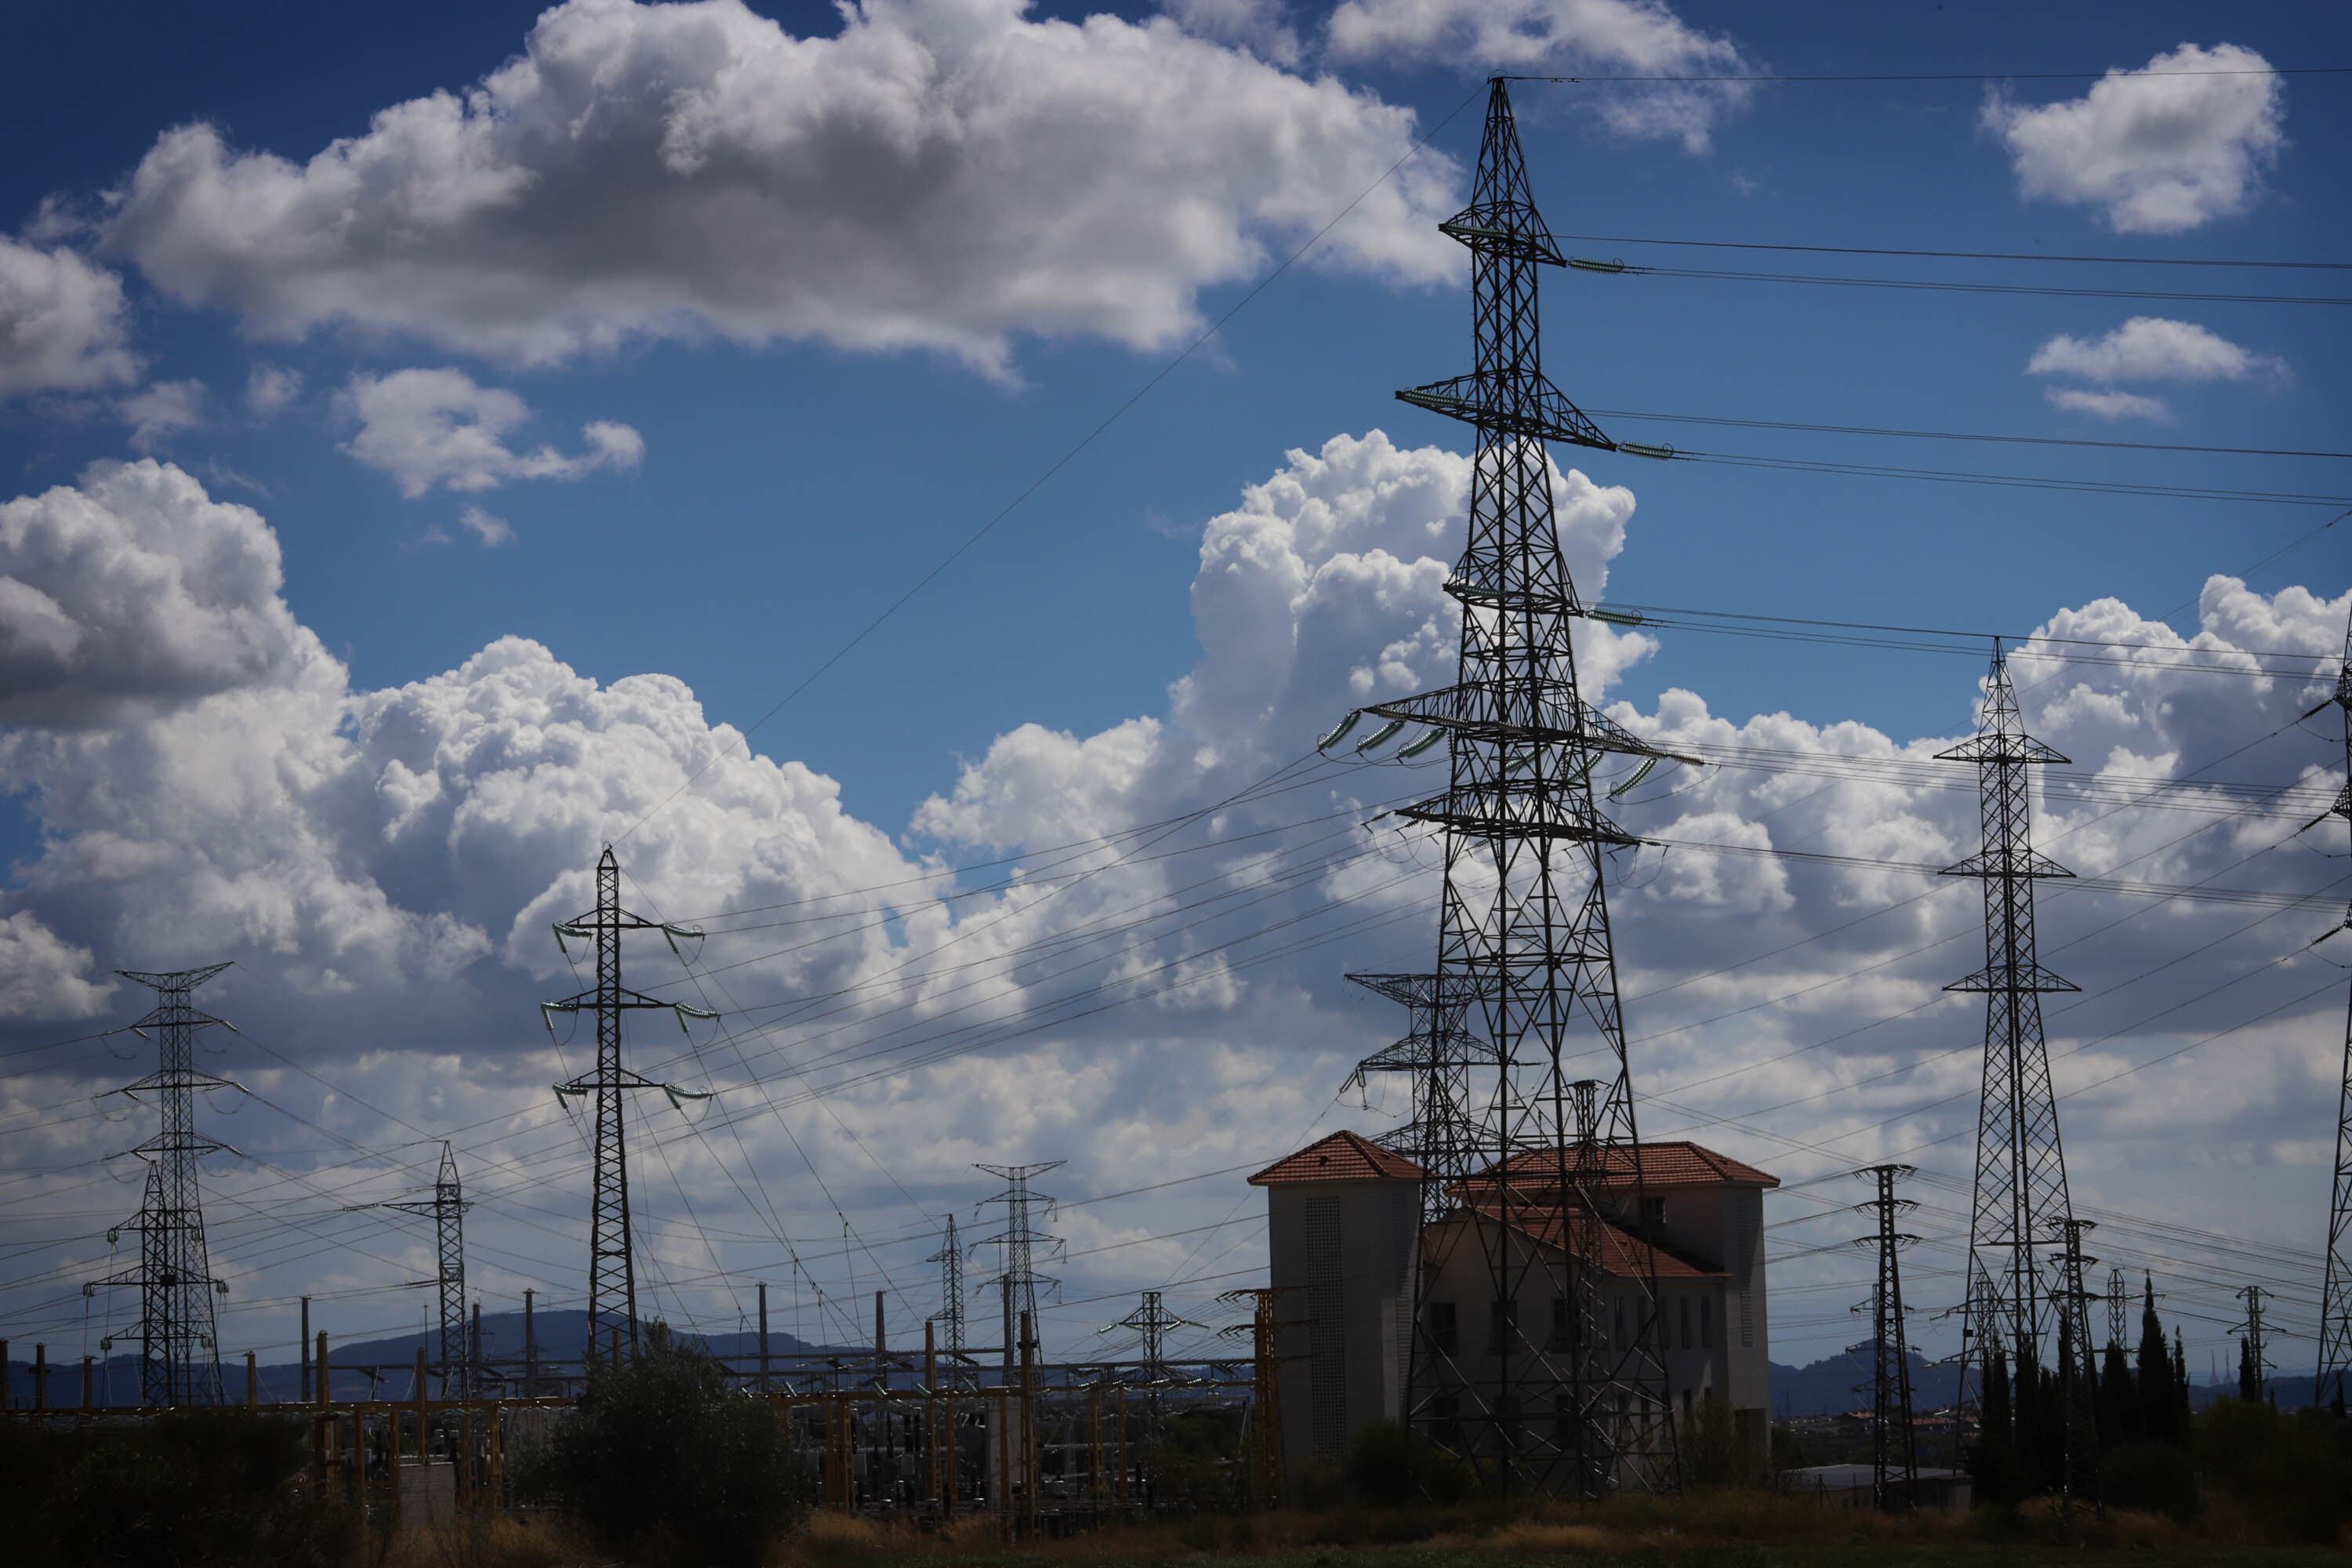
(1428, 1301, 1457, 1356)
(1643, 1196, 1666, 1232)
(1553, 1393, 1573, 1442)
(1496, 1394, 1522, 1453)
(1612, 1298, 1625, 1346)
(1700, 1297, 1713, 1350)
(1679, 1294, 1692, 1350)
(1431, 1393, 1461, 1448)
(1680, 1388, 1693, 1425)
(1489, 1298, 1517, 1352)
(1549, 1296, 1573, 1351)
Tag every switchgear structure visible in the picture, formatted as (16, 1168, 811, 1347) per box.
(2314, 607, 2352, 1408)
(1346, 75, 1685, 1497)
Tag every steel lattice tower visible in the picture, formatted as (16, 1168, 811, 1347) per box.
(2314, 605, 2352, 1408)
(361, 1142, 472, 1396)
(92, 964, 238, 1406)
(1944, 648, 2082, 1414)
(928, 1213, 968, 1360)
(2105, 1267, 2128, 1352)
(1346, 971, 1500, 1160)
(1109, 1290, 1202, 1379)
(543, 846, 713, 1363)
(974, 1160, 1063, 1367)
(2052, 1218, 2102, 1512)
(1346, 75, 1682, 1497)
(1853, 1164, 1920, 1512)
(2238, 1284, 2272, 1396)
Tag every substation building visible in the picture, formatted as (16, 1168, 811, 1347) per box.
(1253, 1131, 1778, 1488)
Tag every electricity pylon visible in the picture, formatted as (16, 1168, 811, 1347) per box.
(542, 846, 714, 1363)
(973, 1160, 1064, 1367)
(1944, 648, 2082, 1421)
(1853, 1164, 1919, 1512)
(2312, 604, 2352, 1409)
(1106, 1290, 1204, 1381)
(1345, 970, 1500, 1158)
(88, 964, 240, 1406)
(1336, 75, 1688, 1497)
(928, 1213, 968, 1361)
(354, 1142, 471, 1397)
(2051, 1218, 2102, 1514)
(2236, 1284, 2272, 1399)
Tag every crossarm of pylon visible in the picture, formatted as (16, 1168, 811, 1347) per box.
(1397, 782, 1640, 847)
(1395, 371, 1613, 450)
(1359, 683, 1695, 763)
(1941, 847, 2074, 879)
(1945, 962, 2078, 994)
(1933, 734, 2070, 765)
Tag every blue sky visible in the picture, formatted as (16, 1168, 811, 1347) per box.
(2, 0, 2349, 1374)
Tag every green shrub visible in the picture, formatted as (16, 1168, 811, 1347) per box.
(524, 1325, 807, 1566)
(1341, 1417, 1473, 1505)
(2099, 1439, 2198, 1524)
(2193, 1398, 2352, 1544)
(0, 1409, 352, 1568)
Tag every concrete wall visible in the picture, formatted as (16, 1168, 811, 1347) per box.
(1265, 1178, 1417, 1490)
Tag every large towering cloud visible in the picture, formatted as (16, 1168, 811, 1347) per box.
(105, 0, 1461, 379)
(0, 450, 2341, 1363)
(0, 237, 139, 399)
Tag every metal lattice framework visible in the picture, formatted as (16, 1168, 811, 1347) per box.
(1944, 649, 2082, 1414)
(2314, 606, 2352, 1408)
(361, 1142, 472, 1397)
(2238, 1283, 2273, 1395)
(1350, 76, 1682, 1497)
(1107, 1290, 1203, 1381)
(1853, 1164, 1919, 1512)
(90, 964, 238, 1407)
(974, 1160, 1064, 1367)
(929, 1213, 969, 1362)
(543, 846, 713, 1363)
(2052, 1217, 2102, 1511)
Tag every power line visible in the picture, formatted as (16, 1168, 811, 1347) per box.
(1589, 408, 2352, 463)
(1584, 260, 2348, 308)
(1506, 66, 2352, 84)
(1553, 232, 2352, 273)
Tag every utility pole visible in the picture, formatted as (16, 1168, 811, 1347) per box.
(1944, 648, 2082, 1426)
(974, 1162, 1063, 1370)
(757, 1280, 771, 1392)
(1338, 74, 1690, 1500)
(541, 846, 714, 1363)
(1853, 1165, 1919, 1512)
(2311, 604, 2352, 1410)
(524, 1289, 539, 1394)
(927, 1214, 968, 1363)
(87, 964, 239, 1406)
(354, 1141, 471, 1397)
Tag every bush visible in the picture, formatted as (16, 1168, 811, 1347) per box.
(524, 1325, 806, 1566)
(0, 1409, 352, 1568)
(1341, 1417, 1473, 1505)
(2099, 1439, 2198, 1524)
(2193, 1398, 2352, 1544)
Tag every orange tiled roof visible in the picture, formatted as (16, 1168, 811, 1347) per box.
(1248, 1129, 1424, 1186)
(1486, 1140, 1779, 1191)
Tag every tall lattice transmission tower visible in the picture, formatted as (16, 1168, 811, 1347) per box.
(1853, 1164, 1919, 1512)
(1944, 648, 2082, 1417)
(2314, 604, 2352, 1409)
(928, 1213, 968, 1361)
(354, 1142, 471, 1396)
(1332, 76, 1688, 1497)
(974, 1160, 1063, 1367)
(89, 964, 239, 1406)
(542, 846, 713, 1362)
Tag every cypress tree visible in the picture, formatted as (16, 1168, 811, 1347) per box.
(2238, 1338, 2258, 1403)
(1976, 1341, 2017, 1503)
(2134, 1274, 2174, 1445)
(2013, 1341, 2048, 1495)
(2099, 1337, 2136, 1445)
(2172, 1330, 2191, 1433)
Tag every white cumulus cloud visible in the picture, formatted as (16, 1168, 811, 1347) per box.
(104, 0, 1461, 378)
(2027, 316, 2285, 386)
(118, 377, 207, 451)
(2043, 387, 2172, 423)
(0, 458, 318, 725)
(342, 368, 643, 498)
(1981, 42, 2286, 234)
(1324, 0, 1755, 152)
(245, 363, 303, 420)
(0, 237, 139, 399)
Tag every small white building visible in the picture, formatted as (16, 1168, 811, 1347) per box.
(1252, 1131, 1777, 1490)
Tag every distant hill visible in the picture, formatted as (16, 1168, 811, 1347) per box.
(1767, 1345, 2329, 1419)
(3, 1307, 850, 1409)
